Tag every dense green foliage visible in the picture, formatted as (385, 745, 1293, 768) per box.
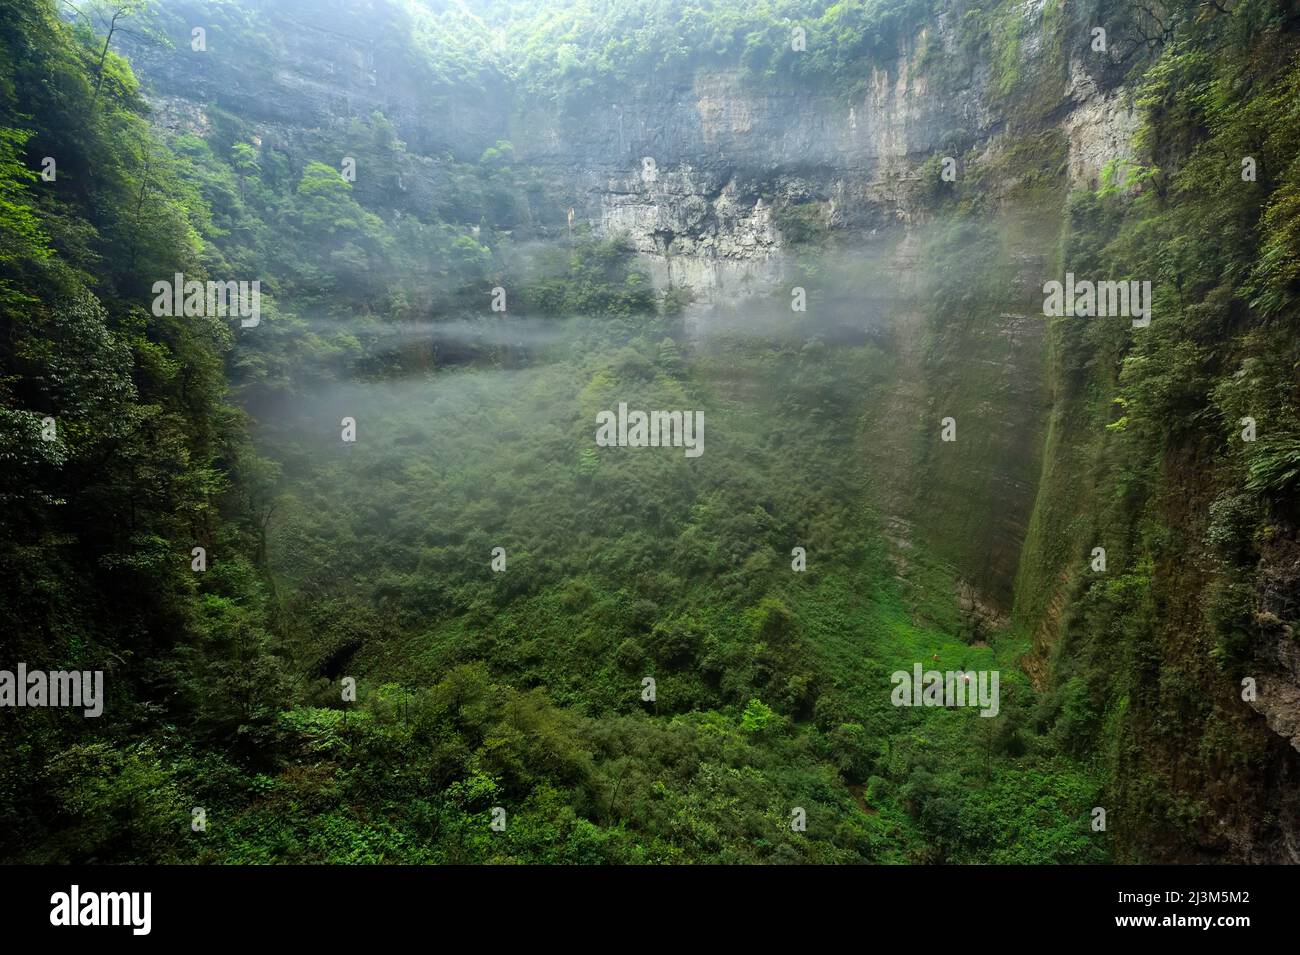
(478, 0, 935, 104)
(1020, 0, 1300, 860)
(2, 0, 1297, 864)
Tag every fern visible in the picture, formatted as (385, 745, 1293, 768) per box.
(1245, 436, 1300, 495)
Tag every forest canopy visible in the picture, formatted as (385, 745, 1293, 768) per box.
(2, 0, 1298, 865)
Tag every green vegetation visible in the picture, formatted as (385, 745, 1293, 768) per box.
(1010, 0, 1300, 860)
(2, 0, 1297, 864)
(486, 0, 935, 104)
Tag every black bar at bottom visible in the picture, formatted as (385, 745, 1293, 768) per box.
(0, 864, 1281, 940)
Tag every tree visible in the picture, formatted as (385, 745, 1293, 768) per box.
(0, 128, 52, 303)
(62, 1, 151, 99)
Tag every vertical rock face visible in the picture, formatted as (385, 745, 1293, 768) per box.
(1060, 57, 1140, 189)
(124, 2, 509, 158)
(507, 18, 995, 306)
(1252, 537, 1300, 754)
(595, 163, 784, 302)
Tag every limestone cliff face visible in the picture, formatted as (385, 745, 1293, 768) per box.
(1060, 56, 1140, 189)
(124, 1, 509, 158)
(507, 9, 1137, 307)
(507, 21, 994, 306)
(125, 1, 1133, 318)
